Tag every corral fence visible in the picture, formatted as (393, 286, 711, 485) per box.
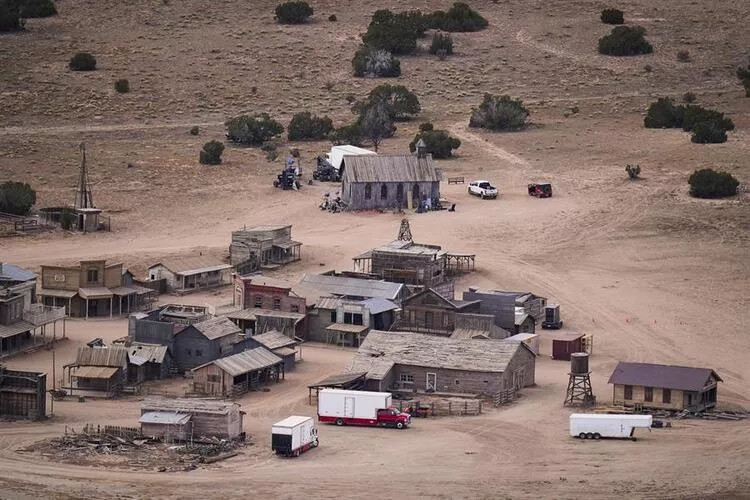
(493, 388, 517, 407)
(397, 398, 483, 417)
(69, 424, 142, 439)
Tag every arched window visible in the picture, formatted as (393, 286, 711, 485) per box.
(380, 184, 388, 199)
(365, 183, 372, 200)
(396, 183, 404, 201)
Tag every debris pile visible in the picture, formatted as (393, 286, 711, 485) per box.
(28, 425, 250, 472)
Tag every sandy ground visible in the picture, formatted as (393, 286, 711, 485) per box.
(1, 0, 749, 498)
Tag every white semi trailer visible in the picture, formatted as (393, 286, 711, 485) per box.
(569, 414, 652, 440)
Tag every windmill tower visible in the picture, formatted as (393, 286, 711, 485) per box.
(564, 352, 595, 406)
(74, 142, 94, 209)
(397, 218, 412, 242)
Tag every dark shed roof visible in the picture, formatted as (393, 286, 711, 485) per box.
(607, 362, 722, 392)
(341, 155, 440, 183)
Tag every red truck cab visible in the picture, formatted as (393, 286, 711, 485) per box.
(376, 408, 411, 429)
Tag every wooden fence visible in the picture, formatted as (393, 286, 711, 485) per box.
(493, 388, 517, 406)
(397, 398, 483, 417)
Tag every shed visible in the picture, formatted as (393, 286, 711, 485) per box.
(192, 347, 284, 397)
(124, 342, 172, 383)
(340, 154, 441, 211)
(307, 371, 368, 404)
(64, 346, 128, 397)
(551, 332, 584, 361)
(141, 398, 244, 439)
(0, 367, 47, 420)
(505, 333, 540, 355)
(173, 316, 241, 371)
(139, 411, 192, 442)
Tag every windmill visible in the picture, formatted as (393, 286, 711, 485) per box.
(397, 218, 412, 242)
(74, 142, 94, 209)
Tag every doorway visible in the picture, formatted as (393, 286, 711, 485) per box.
(426, 372, 437, 392)
(412, 184, 420, 208)
(344, 396, 355, 417)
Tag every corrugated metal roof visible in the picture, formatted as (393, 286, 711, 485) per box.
(252, 330, 297, 350)
(300, 274, 403, 300)
(78, 287, 113, 299)
(139, 411, 191, 425)
(204, 347, 283, 377)
(73, 366, 119, 379)
(149, 256, 232, 275)
(607, 362, 722, 392)
(349, 331, 531, 379)
(0, 263, 35, 282)
(341, 154, 440, 183)
(0, 320, 34, 339)
(309, 371, 368, 388)
(189, 317, 241, 340)
(360, 297, 399, 315)
(127, 343, 168, 365)
(75, 346, 128, 367)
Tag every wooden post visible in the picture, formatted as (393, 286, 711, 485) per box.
(85, 298, 88, 320)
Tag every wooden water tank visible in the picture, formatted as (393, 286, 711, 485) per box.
(570, 352, 589, 374)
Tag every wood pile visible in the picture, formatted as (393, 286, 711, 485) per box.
(397, 397, 483, 417)
(26, 424, 248, 472)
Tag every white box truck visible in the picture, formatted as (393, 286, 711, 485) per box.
(570, 414, 653, 440)
(271, 415, 318, 457)
(317, 389, 411, 429)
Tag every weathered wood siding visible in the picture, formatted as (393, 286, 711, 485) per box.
(192, 363, 231, 396)
(104, 263, 123, 288)
(613, 384, 693, 411)
(41, 266, 80, 290)
(141, 422, 191, 441)
(343, 181, 440, 211)
(174, 327, 232, 371)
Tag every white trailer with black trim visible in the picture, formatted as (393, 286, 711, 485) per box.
(272, 415, 318, 457)
(570, 413, 652, 440)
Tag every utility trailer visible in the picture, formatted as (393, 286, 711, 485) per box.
(542, 304, 563, 329)
(570, 414, 652, 441)
(317, 389, 411, 429)
(272, 416, 318, 457)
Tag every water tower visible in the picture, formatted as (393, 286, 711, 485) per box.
(564, 352, 595, 406)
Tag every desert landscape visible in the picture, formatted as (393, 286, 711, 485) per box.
(0, 0, 749, 498)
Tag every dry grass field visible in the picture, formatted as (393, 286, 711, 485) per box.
(0, 0, 749, 498)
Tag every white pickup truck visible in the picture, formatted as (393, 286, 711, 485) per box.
(468, 180, 498, 199)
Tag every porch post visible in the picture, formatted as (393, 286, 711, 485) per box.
(110, 296, 113, 319)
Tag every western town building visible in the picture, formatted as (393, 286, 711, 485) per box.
(308, 296, 399, 347)
(607, 361, 722, 411)
(140, 398, 244, 440)
(148, 256, 233, 294)
(392, 288, 480, 336)
(39, 260, 152, 318)
(229, 225, 302, 274)
(462, 289, 547, 334)
(340, 154, 441, 211)
(299, 273, 408, 303)
(128, 304, 211, 353)
(0, 366, 47, 420)
(1, 264, 66, 359)
(63, 346, 129, 398)
(348, 331, 536, 396)
(247, 329, 299, 371)
(229, 275, 308, 337)
(192, 347, 284, 397)
(173, 316, 241, 371)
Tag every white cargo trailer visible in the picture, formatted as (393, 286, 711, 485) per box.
(271, 415, 318, 457)
(570, 414, 652, 440)
(317, 389, 411, 428)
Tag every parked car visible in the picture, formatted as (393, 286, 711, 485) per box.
(317, 389, 411, 429)
(468, 180, 498, 199)
(528, 182, 552, 198)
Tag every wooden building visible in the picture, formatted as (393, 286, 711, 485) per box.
(608, 362, 722, 412)
(121, 342, 174, 384)
(348, 331, 536, 396)
(229, 225, 302, 273)
(141, 398, 244, 439)
(299, 273, 408, 303)
(462, 289, 547, 334)
(192, 347, 284, 397)
(173, 317, 241, 371)
(550, 332, 584, 361)
(139, 411, 192, 442)
(340, 154, 441, 211)
(308, 296, 398, 347)
(0, 367, 47, 420)
(39, 260, 152, 318)
(222, 308, 306, 338)
(1, 290, 66, 359)
(148, 256, 233, 294)
(231, 275, 308, 337)
(353, 240, 449, 288)
(248, 329, 299, 371)
(393, 288, 481, 335)
(64, 346, 128, 398)
(0, 263, 37, 309)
